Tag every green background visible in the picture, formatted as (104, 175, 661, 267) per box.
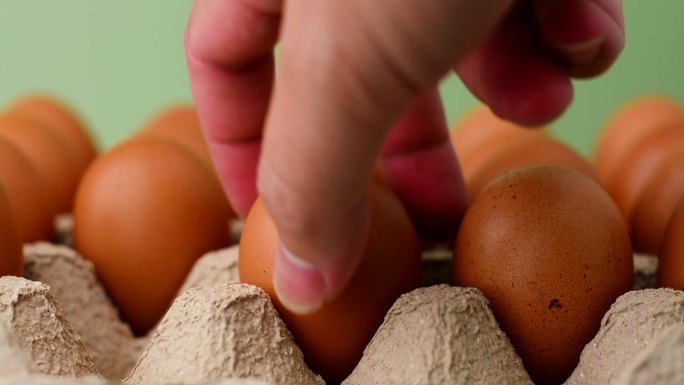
(1, 0, 682, 157)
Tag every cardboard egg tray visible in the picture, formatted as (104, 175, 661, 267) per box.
(0, 218, 682, 385)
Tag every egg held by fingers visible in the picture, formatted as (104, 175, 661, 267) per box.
(239, 183, 422, 384)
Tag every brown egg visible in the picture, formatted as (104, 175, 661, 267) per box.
(609, 122, 684, 220)
(450, 105, 545, 181)
(453, 165, 633, 384)
(594, 95, 684, 190)
(466, 135, 597, 199)
(139, 104, 211, 164)
(450, 105, 540, 155)
(658, 197, 684, 289)
(631, 142, 684, 254)
(0, 113, 80, 214)
(0, 137, 55, 242)
(0, 183, 23, 277)
(144, 104, 200, 131)
(239, 183, 422, 384)
(139, 105, 234, 219)
(73, 136, 230, 335)
(9, 94, 98, 176)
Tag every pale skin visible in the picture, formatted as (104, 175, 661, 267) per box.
(186, 0, 625, 314)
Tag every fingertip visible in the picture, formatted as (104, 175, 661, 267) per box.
(555, 36, 603, 67)
(273, 242, 326, 314)
(537, 0, 625, 78)
(260, 163, 372, 314)
(491, 71, 574, 127)
(457, 19, 575, 127)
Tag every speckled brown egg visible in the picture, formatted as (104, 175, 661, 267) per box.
(239, 183, 422, 384)
(0, 182, 23, 277)
(466, 135, 597, 199)
(658, 197, 684, 290)
(73, 136, 230, 335)
(631, 142, 684, 255)
(453, 165, 633, 384)
(0, 137, 55, 242)
(594, 95, 684, 190)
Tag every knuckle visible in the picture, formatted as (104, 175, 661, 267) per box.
(183, 21, 205, 61)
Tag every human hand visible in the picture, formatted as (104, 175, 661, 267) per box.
(185, 0, 625, 314)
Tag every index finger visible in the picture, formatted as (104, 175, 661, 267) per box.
(185, 0, 282, 216)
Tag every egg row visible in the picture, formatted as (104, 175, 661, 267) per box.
(451, 105, 596, 200)
(0, 95, 97, 278)
(593, 96, 684, 258)
(0, 97, 235, 336)
(0, 95, 97, 219)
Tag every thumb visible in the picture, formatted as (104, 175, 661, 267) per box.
(260, 0, 514, 314)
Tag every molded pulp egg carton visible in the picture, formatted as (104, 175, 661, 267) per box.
(0, 219, 682, 385)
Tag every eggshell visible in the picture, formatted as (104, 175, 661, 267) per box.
(0, 184, 22, 277)
(0, 137, 55, 242)
(239, 183, 422, 384)
(466, 135, 597, 199)
(453, 165, 633, 384)
(450, 105, 541, 154)
(658, 198, 684, 289)
(631, 142, 684, 254)
(140, 105, 234, 218)
(450, 105, 545, 181)
(140, 104, 211, 164)
(609, 122, 684, 221)
(9, 94, 98, 174)
(594, 95, 684, 190)
(0, 113, 80, 214)
(73, 136, 230, 335)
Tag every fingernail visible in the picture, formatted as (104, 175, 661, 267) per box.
(557, 36, 603, 66)
(273, 242, 327, 315)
